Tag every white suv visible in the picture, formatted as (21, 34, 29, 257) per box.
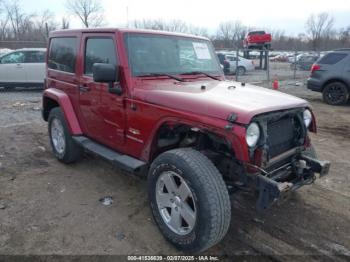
(0, 48, 46, 90)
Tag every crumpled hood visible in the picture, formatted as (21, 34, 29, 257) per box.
(134, 80, 309, 124)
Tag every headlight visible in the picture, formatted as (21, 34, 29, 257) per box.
(303, 110, 312, 128)
(246, 122, 260, 147)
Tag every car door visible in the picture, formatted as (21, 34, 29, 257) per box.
(0, 51, 27, 83)
(79, 34, 125, 148)
(23, 50, 46, 84)
(227, 56, 237, 71)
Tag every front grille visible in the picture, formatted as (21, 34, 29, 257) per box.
(267, 117, 299, 158)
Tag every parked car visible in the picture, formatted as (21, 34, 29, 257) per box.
(290, 55, 319, 71)
(216, 52, 254, 75)
(0, 48, 46, 90)
(307, 49, 350, 105)
(270, 54, 288, 62)
(0, 48, 12, 56)
(243, 30, 272, 50)
(287, 54, 300, 63)
(216, 52, 230, 74)
(42, 28, 330, 253)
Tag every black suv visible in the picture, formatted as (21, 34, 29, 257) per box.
(307, 49, 350, 105)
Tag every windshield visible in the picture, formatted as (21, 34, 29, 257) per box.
(124, 33, 222, 76)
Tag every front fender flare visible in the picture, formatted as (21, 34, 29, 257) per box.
(43, 88, 82, 135)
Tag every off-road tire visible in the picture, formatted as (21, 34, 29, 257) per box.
(48, 107, 82, 163)
(322, 82, 349, 105)
(148, 148, 231, 253)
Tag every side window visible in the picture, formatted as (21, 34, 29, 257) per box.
(1, 52, 25, 64)
(24, 51, 46, 63)
(84, 38, 117, 75)
(318, 53, 347, 65)
(48, 37, 77, 73)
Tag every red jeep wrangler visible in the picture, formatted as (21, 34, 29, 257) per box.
(42, 28, 330, 253)
(243, 30, 272, 50)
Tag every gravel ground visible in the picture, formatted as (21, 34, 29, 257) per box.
(0, 68, 349, 260)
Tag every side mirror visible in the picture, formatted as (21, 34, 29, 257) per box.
(92, 63, 122, 95)
(92, 63, 118, 83)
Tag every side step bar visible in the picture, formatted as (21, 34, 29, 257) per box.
(73, 136, 147, 174)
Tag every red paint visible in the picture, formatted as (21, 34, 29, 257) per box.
(243, 31, 272, 48)
(43, 88, 82, 135)
(43, 28, 315, 165)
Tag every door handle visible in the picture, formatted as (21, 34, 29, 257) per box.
(79, 85, 91, 92)
(16, 63, 23, 68)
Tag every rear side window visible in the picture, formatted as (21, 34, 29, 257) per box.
(25, 51, 45, 63)
(84, 38, 117, 75)
(318, 53, 347, 65)
(48, 37, 77, 73)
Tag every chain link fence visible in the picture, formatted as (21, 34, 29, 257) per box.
(218, 48, 321, 90)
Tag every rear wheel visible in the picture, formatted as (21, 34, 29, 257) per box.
(322, 82, 349, 105)
(236, 66, 246, 76)
(48, 107, 82, 163)
(148, 148, 231, 253)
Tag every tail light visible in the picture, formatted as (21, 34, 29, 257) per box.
(311, 64, 321, 73)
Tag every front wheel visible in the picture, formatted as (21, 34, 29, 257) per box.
(48, 107, 82, 163)
(322, 82, 349, 105)
(148, 148, 231, 253)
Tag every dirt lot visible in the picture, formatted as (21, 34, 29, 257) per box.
(0, 69, 350, 260)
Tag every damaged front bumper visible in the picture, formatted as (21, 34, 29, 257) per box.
(254, 153, 330, 210)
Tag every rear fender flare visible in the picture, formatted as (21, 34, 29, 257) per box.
(43, 88, 82, 135)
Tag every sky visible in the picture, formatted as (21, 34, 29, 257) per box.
(22, 0, 350, 35)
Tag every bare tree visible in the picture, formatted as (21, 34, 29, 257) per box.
(132, 19, 208, 37)
(35, 10, 58, 39)
(66, 0, 104, 28)
(61, 16, 70, 29)
(339, 26, 350, 47)
(4, 0, 24, 40)
(305, 12, 334, 50)
(133, 19, 185, 32)
(0, 1, 10, 40)
(217, 21, 247, 48)
(187, 25, 208, 37)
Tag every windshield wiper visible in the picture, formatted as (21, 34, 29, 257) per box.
(180, 71, 221, 81)
(137, 73, 184, 82)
